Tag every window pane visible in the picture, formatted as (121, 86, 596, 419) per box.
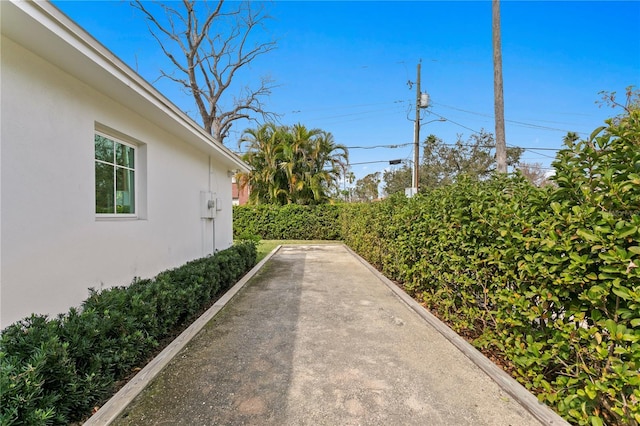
(116, 167, 135, 214)
(95, 134, 114, 163)
(95, 133, 136, 215)
(116, 143, 135, 168)
(96, 162, 114, 213)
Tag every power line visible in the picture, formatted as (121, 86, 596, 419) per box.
(287, 97, 589, 139)
(508, 146, 558, 151)
(525, 153, 556, 160)
(346, 136, 563, 157)
(314, 105, 407, 121)
(428, 110, 482, 134)
(289, 100, 407, 115)
(424, 110, 565, 157)
(345, 142, 412, 149)
(431, 101, 590, 135)
(507, 119, 589, 134)
(436, 142, 558, 152)
(349, 157, 557, 172)
(349, 160, 401, 166)
(434, 101, 589, 127)
(436, 142, 560, 159)
(310, 107, 409, 127)
(242, 139, 561, 156)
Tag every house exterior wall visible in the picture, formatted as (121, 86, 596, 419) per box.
(0, 36, 235, 328)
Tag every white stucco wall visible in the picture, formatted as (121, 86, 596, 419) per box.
(0, 36, 236, 328)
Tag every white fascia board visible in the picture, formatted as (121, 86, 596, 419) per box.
(1, 0, 250, 173)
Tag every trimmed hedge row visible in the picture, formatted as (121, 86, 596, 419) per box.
(340, 116, 640, 426)
(340, 174, 638, 425)
(0, 241, 257, 425)
(233, 203, 341, 240)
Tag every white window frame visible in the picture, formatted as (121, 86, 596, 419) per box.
(95, 131, 138, 219)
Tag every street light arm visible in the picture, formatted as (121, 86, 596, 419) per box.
(419, 117, 446, 128)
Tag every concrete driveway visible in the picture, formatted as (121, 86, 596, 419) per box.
(91, 244, 566, 425)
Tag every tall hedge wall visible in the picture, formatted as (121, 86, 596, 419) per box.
(348, 113, 640, 426)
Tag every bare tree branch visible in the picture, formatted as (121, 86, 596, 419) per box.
(131, 0, 278, 143)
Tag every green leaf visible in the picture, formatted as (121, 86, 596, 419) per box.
(605, 319, 617, 334)
(591, 416, 604, 426)
(600, 266, 620, 274)
(589, 126, 607, 141)
(587, 285, 607, 300)
(617, 226, 638, 238)
(611, 287, 631, 300)
(576, 229, 599, 242)
(591, 310, 602, 322)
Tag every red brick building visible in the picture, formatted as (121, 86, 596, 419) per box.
(231, 177, 250, 206)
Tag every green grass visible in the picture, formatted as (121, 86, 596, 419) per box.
(256, 240, 341, 262)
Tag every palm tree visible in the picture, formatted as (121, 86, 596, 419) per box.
(305, 131, 348, 203)
(238, 123, 286, 205)
(239, 123, 349, 205)
(283, 124, 321, 203)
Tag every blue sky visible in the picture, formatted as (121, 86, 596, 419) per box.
(54, 1, 640, 183)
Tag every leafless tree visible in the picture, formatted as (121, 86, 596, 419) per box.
(518, 162, 552, 187)
(132, 0, 277, 143)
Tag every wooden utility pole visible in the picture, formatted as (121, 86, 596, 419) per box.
(412, 62, 421, 191)
(493, 0, 507, 173)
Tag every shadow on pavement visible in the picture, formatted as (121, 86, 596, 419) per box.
(115, 248, 305, 425)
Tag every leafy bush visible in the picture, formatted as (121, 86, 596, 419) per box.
(340, 110, 640, 425)
(507, 110, 640, 425)
(233, 203, 342, 240)
(0, 241, 256, 425)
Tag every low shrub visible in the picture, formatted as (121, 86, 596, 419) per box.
(0, 241, 256, 425)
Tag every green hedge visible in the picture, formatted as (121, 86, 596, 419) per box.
(341, 175, 638, 425)
(0, 241, 257, 425)
(341, 113, 640, 426)
(233, 203, 341, 240)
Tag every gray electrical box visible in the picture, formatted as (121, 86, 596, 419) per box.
(200, 191, 216, 218)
